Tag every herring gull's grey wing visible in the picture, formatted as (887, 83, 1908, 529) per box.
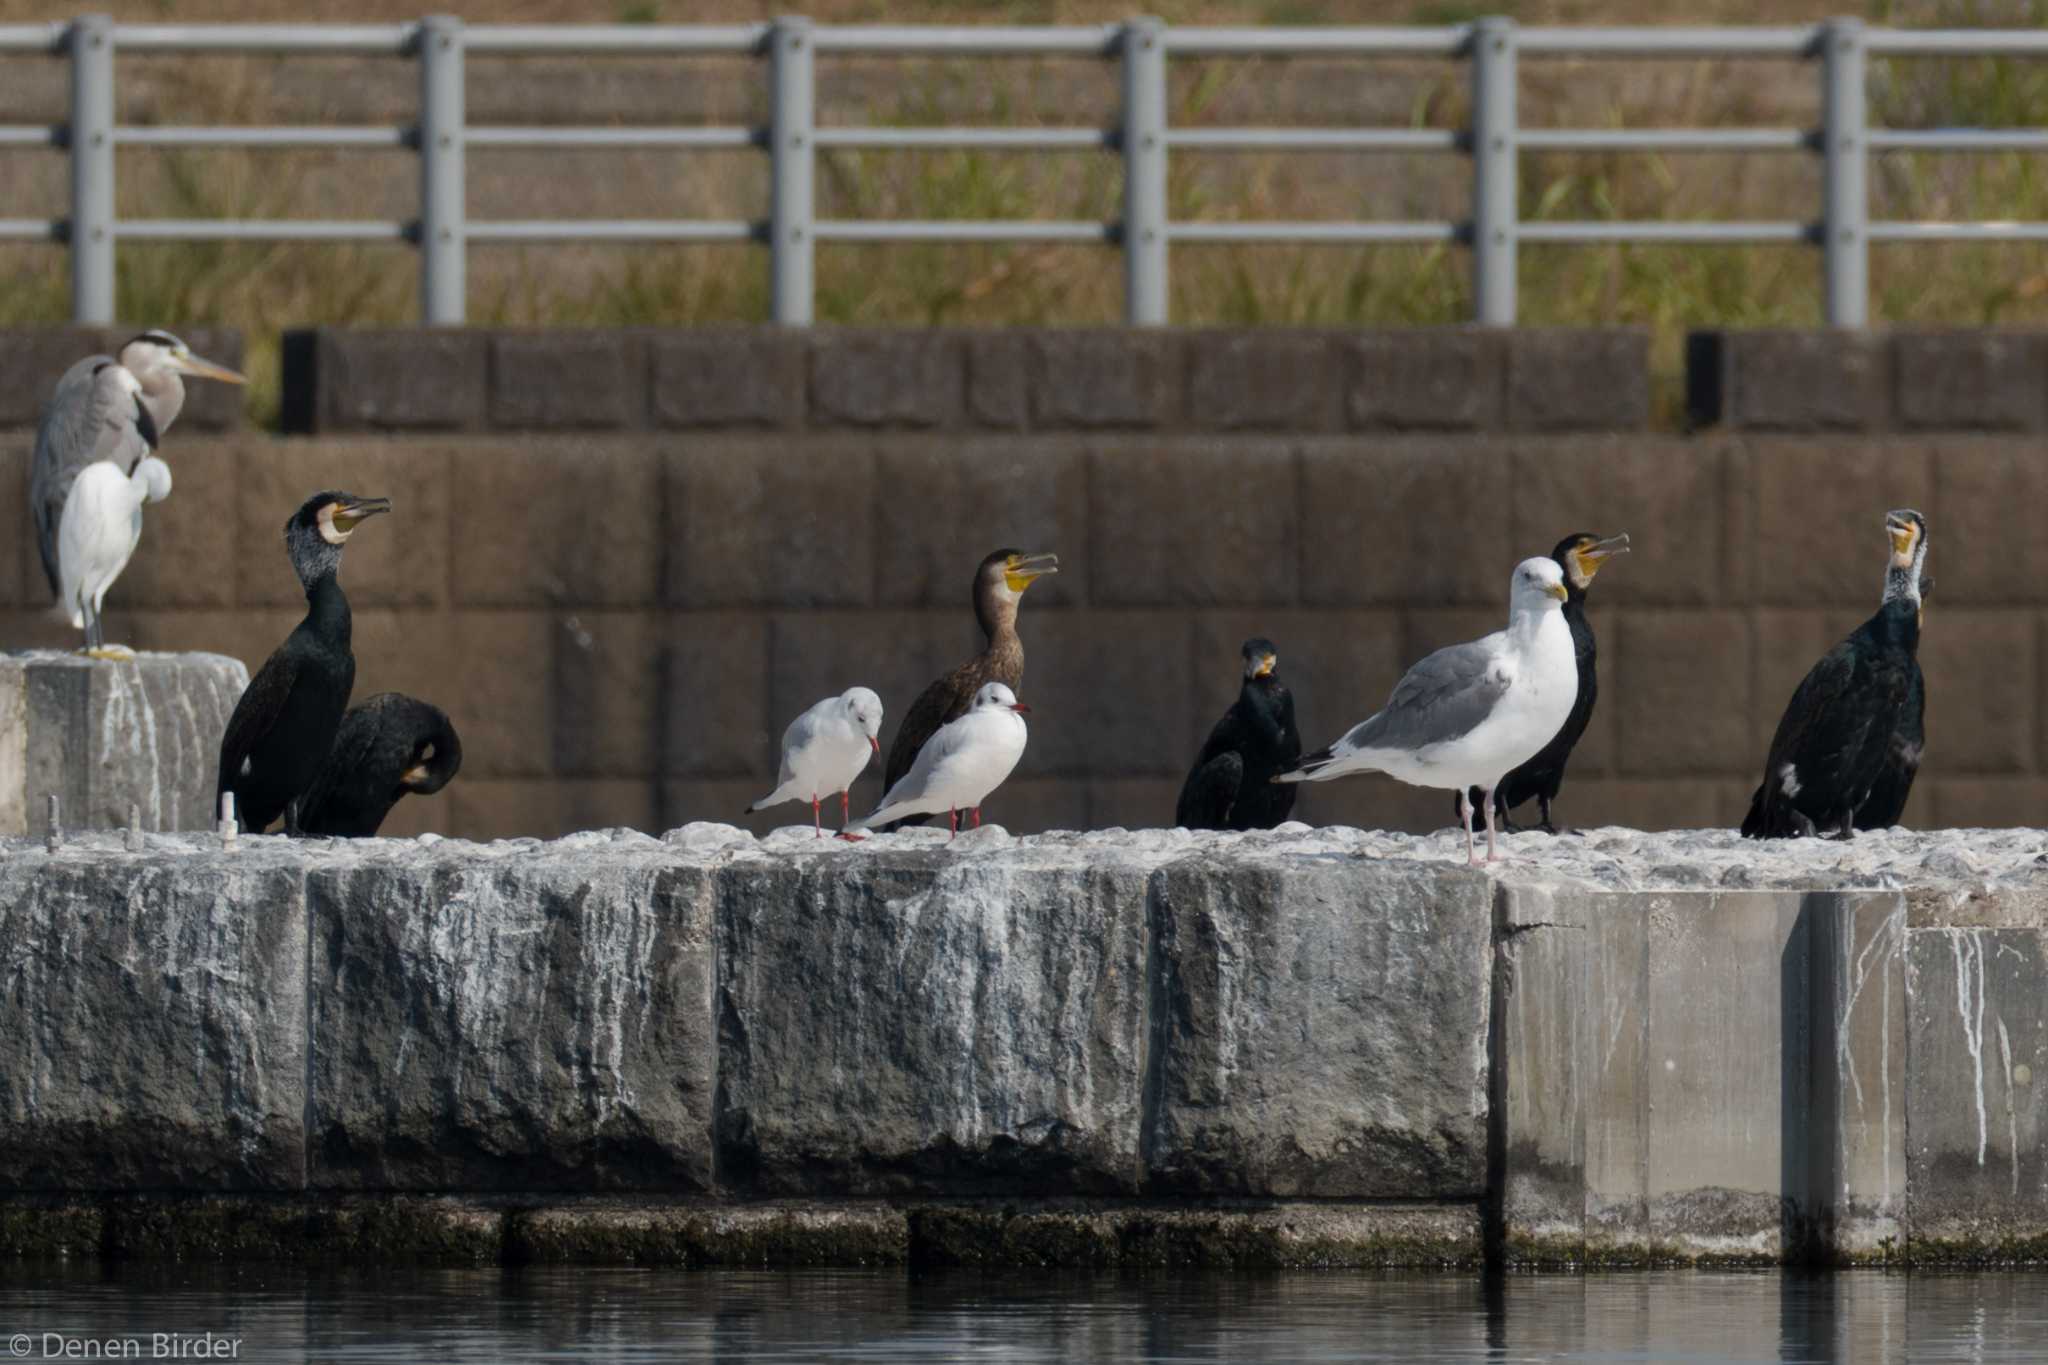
(30, 357, 155, 596)
(1351, 636, 1511, 754)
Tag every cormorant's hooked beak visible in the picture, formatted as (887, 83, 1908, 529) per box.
(1003, 552, 1059, 594)
(1578, 533, 1631, 574)
(1252, 653, 1277, 678)
(170, 351, 247, 385)
(1885, 511, 1921, 568)
(333, 496, 392, 534)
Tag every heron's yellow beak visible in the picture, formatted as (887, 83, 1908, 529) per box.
(172, 352, 247, 385)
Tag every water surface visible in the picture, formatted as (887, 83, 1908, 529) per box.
(4, 1265, 2047, 1362)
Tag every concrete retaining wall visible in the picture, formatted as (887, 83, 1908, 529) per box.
(1, 825, 2043, 1266)
(9, 326, 2048, 843)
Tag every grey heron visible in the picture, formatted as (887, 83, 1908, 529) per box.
(30, 330, 246, 656)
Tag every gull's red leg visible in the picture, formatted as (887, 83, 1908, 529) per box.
(948, 808, 958, 838)
(811, 795, 822, 838)
(972, 807, 982, 828)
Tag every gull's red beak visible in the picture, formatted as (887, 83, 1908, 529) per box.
(1011, 703, 1032, 714)
(869, 736, 880, 753)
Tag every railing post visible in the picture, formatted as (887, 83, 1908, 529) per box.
(67, 13, 115, 326)
(1821, 17, 1868, 328)
(1121, 16, 1169, 326)
(769, 16, 814, 326)
(418, 14, 466, 325)
(1470, 17, 1517, 326)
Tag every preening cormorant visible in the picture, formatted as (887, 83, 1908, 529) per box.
(1277, 558, 1577, 866)
(1741, 510, 1929, 840)
(1458, 532, 1630, 834)
(296, 693, 463, 837)
(1176, 636, 1301, 831)
(31, 331, 245, 653)
(215, 491, 391, 833)
(880, 548, 1056, 829)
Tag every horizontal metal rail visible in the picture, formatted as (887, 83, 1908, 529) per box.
(5, 15, 2048, 328)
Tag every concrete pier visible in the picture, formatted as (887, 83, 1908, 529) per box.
(0, 824, 2043, 1266)
(0, 651, 248, 837)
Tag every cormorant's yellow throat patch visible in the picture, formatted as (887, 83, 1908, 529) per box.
(1254, 654, 1277, 678)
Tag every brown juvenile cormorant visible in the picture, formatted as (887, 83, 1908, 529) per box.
(1457, 532, 1629, 834)
(1176, 637, 1301, 831)
(1742, 510, 1928, 840)
(880, 548, 1057, 829)
(296, 693, 462, 837)
(215, 491, 391, 833)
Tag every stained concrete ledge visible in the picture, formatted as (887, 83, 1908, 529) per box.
(0, 824, 2044, 1266)
(0, 650, 247, 837)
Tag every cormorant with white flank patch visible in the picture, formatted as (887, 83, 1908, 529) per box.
(848, 682, 1030, 838)
(747, 687, 885, 837)
(880, 548, 1056, 830)
(1275, 558, 1578, 866)
(1176, 637, 1300, 831)
(1458, 532, 1629, 834)
(31, 331, 245, 654)
(215, 492, 391, 833)
(296, 693, 462, 837)
(1742, 510, 1929, 840)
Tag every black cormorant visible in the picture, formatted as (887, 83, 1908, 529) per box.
(1176, 636, 1301, 831)
(215, 491, 391, 833)
(1742, 509, 1928, 840)
(1458, 532, 1630, 834)
(880, 548, 1056, 829)
(296, 693, 462, 837)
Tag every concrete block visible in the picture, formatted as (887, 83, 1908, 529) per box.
(1930, 439, 2048, 606)
(1087, 440, 1298, 607)
(809, 331, 963, 428)
(965, 332, 1028, 428)
(555, 611, 662, 778)
(0, 846, 307, 1189)
(1083, 777, 1179, 832)
(1893, 331, 2047, 432)
(714, 846, 1155, 1194)
(1028, 332, 1180, 428)
(649, 331, 804, 429)
(0, 328, 104, 429)
(450, 779, 659, 840)
(1184, 331, 1341, 431)
(1506, 330, 1649, 432)
(665, 439, 876, 608)
(1809, 893, 1909, 1258)
(1021, 611, 1194, 778)
(1552, 778, 1724, 832)
(0, 651, 248, 836)
(1690, 331, 1887, 432)
(1301, 440, 1514, 607)
(235, 438, 453, 610)
(285, 328, 487, 432)
(1750, 439, 1933, 607)
(663, 613, 773, 781)
(1147, 855, 1492, 1197)
(1494, 914, 1586, 1261)
(873, 439, 1086, 610)
(1932, 777, 2048, 830)
(1905, 925, 2048, 1254)
(1920, 610, 2033, 774)
(451, 439, 660, 608)
(1344, 330, 1503, 431)
(1507, 438, 1726, 607)
(490, 332, 645, 430)
(1612, 611, 1752, 778)
(0, 446, 26, 608)
(307, 845, 715, 1190)
(444, 612, 552, 779)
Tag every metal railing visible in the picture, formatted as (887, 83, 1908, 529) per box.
(3, 15, 2047, 327)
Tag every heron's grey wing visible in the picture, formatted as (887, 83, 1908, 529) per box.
(1356, 637, 1511, 753)
(30, 358, 152, 596)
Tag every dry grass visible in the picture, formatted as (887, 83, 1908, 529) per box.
(2, 0, 2046, 425)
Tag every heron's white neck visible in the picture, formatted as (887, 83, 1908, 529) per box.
(134, 368, 187, 437)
